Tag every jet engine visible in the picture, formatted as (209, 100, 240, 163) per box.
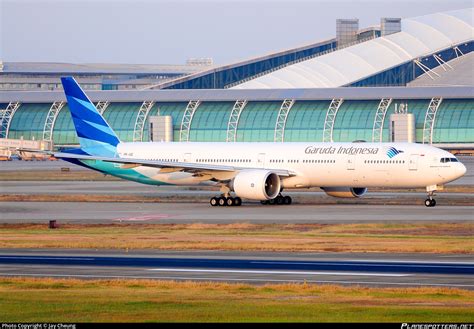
(322, 187, 367, 198)
(231, 170, 281, 200)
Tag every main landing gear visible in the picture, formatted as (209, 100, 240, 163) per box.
(210, 196, 242, 207)
(260, 194, 292, 206)
(210, 185, 242, 207)
(425, 185, 437, 207)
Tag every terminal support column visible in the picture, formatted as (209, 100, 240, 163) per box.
(322, 98, 343, 142)
(133, 101, 155, 142)
(42, 101, 65, 145)
(372, 98, 392, 142)
(179, 100, 201, 142)
(226, 100, 247, 142)
(274, 99, 295, 142)
(422, 97, 443, 144)
(0, 101, 21, 138)
(95, 101, 110, 115)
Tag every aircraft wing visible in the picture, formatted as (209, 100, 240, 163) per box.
(52, 152, 293, 177)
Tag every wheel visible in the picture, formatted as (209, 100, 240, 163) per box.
(268, 198, 276, 205)
(425, 199, 433, 207)
(218, 197, 227, 206)
(210, 197, 218, 207)
(234, 197, 242, 206)
(226, 197, 234, 206)
(283, 196, 292, 205)
(276, 195, 284, 205)
(260, 200, 268, 205)
(430, 199, 436, 207)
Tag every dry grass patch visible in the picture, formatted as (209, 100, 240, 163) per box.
(0, 223, 472, 254)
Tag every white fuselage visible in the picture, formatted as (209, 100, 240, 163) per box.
(116, 142, 466, 189)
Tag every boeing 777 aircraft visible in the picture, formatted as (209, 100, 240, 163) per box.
(50, 77, 466, 207)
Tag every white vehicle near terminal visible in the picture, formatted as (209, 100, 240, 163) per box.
(52, 77, 466, 207)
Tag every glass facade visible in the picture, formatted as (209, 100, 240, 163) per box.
(5, 99, 474, 146)
(236, 102, 281, 142)
(434, 99, 474, 143)
(148, 102, 188, 141)
(381, 18, 401, 36)
(349, 41, 473, 87)
(332, 100, 379, 142)
(284, 101, 328, 142)
(336, 19, 359, 47)
(52, 106, 78, 145)
(165, 42, 337, 89)
(8, 103, 49, 140)
(189, 102, 233, 142)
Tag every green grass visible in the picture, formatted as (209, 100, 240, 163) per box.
(1, 278, 473, 322)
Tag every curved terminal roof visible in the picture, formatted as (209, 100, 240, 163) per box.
(233, 8, 473, 89)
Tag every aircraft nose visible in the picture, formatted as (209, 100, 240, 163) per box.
(459, 163, 467, 177)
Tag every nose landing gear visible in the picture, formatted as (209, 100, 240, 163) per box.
(425, 185, 437, 207)
(424, 198, 436, 207)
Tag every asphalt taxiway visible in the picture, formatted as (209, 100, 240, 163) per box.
(0, 249, 472, 288)
(1, 201, 473, 223)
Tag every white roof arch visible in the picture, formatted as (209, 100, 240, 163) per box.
(233, 8, 474, 89)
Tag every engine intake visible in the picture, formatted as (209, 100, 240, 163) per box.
(322, 187, 367, 198)
(232, 170, 281, 200)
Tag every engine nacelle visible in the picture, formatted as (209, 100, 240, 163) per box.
(231, 170, 281, 200)
(322, 187, 367, 198)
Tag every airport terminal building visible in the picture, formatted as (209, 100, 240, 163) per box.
(0, 8, 472, 153)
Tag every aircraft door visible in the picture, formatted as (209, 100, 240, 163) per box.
(257, 153, 266, 168)
(183, 153, 192, 163)
(346, 157, 355, 170)
(409, 154, 418, 171)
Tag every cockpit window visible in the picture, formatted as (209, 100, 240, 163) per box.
(440, 157, 459, 163)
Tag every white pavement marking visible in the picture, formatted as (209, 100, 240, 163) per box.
(147, 268, 411, 277)
(251, 261, 474, 268)
(1, 273, 473, 288)
(0, 256, 95, 261)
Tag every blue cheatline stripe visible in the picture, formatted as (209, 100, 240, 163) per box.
(75, 121, 120, 147)
(83, 119, 117, 135)
(69, 97, 107, 125)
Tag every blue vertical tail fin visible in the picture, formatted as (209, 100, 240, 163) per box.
(61, 77, 120, 157)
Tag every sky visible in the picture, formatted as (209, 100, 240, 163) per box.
(1, 0, 472, 65)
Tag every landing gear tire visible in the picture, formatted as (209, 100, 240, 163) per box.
(225, 197, 234, 207)
(261, 195, 292, 205)
(424, 198, 436, 207)
(218, 197, 226, 207)
(276, 195, 284, 205)
(210, 196, 242, 207)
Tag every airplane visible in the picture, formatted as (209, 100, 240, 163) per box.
(49, 77, 466, 208)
